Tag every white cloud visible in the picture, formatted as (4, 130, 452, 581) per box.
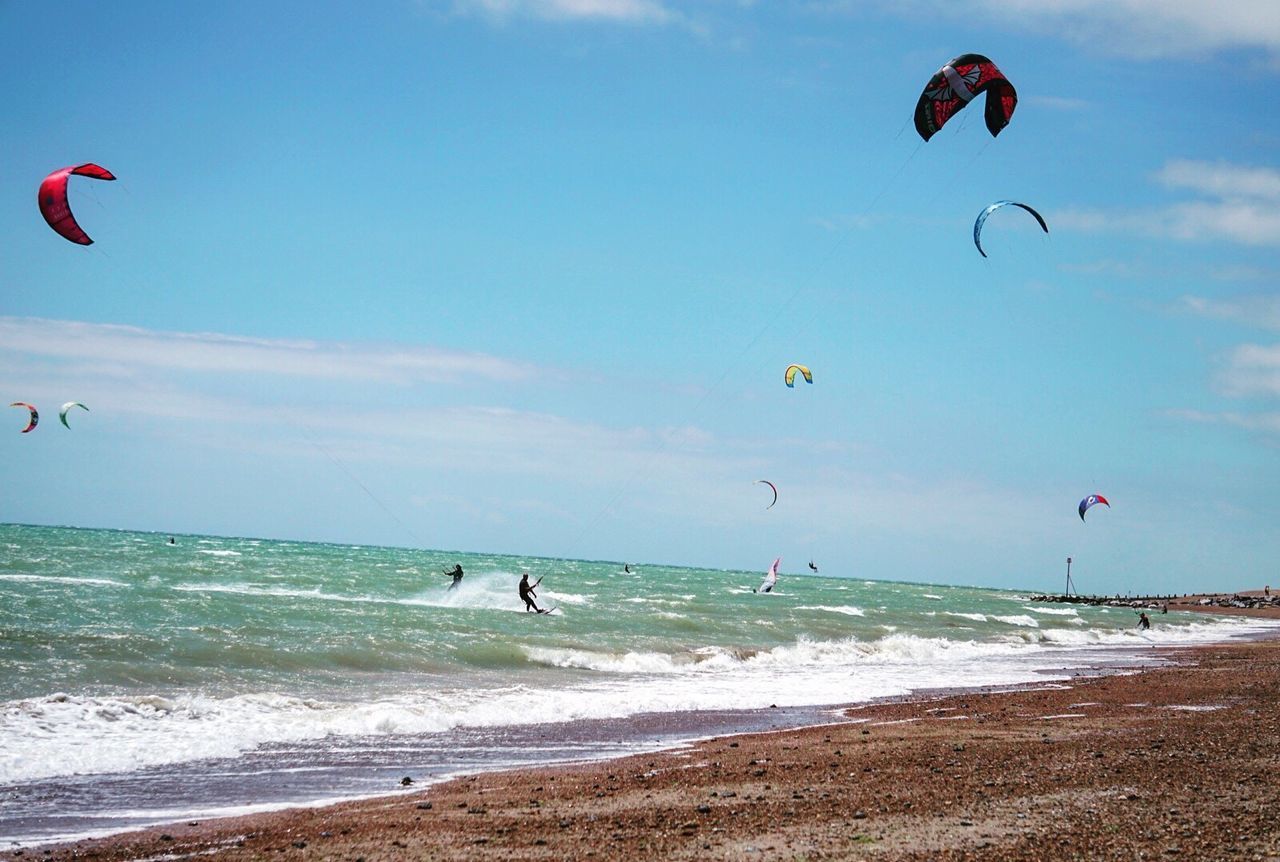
(1157, 160, 1280, 201)
(447, 0, 677, 24)
(1055, 160, 1280, 247)
(0, 317, 537, 386)
(1218, 343, 1280, 398)
(1179, 295, 1280, 331)
(980, 0, 1280, 58)
(815, 0, 1280, 59)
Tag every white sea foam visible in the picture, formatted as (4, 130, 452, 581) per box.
(542, 590, 591, 606)
(3, 615, 1275, 785)
(0, 573, 128, 588)
(990, 615, 1039, 627)
(197, 549, 241, 557)
(945, 612, 988, 622)
(796, 605, 866, 616)
(1024, 606, 1080, 616)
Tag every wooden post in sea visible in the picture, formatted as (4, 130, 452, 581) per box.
(1065, 556, 1075, 597)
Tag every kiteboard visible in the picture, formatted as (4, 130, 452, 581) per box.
(537, 605, 559, 615)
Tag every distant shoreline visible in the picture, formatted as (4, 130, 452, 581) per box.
(16, 630, 1280, 861)
(1027, 590, 1280, 620)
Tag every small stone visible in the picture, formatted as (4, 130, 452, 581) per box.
(292, 840, 307, 849)
(416, 802, 432, 810)
(697, 804, 712, 813)
(852, 811, 867, 820)
(400, 776, 413, 786)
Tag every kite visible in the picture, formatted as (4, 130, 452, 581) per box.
(10, 402, 38, 433)
(973, 201, 1048, 258)
(59, 402, 89, 428)
(914, 54, 1017, 142)
(1078, 494, 1110, 522)
(38, 164, 117, 245)
(755, 479, 778, 510)
(784, 364, 813, 388)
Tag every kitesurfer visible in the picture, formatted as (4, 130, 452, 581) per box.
(519, 572, 543, 612)
(444, 564, 464, 591)
(808, 560, 818, 573)
(1137, 611, 1151, 631)
(624, 564, 631, 573)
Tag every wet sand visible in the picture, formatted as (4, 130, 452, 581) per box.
(14, 632, 1280, 861)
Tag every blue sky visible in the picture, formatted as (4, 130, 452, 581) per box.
(3, 1, 1279, 595)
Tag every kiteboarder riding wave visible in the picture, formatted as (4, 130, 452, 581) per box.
(444, 564, 464, 591)
(519, 572, 543, 612)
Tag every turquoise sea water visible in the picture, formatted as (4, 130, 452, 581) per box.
(1, 523, 1271, 845)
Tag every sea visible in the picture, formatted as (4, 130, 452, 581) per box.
(2, 523, 1274, 847)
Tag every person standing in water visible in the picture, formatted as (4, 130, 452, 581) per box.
(519, 572, 543, 612)
(444, 564, 464, 591)
(1137, 611, 1151, 630)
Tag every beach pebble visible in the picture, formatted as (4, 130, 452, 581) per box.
(416, 802, 432, 810)
(852, 811, 867, 820)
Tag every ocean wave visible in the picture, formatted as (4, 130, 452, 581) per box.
(4, 616, 1276, 785)
(0, 573, 128, 588)
(796, 605, 866, 617)
(990, 614, 1039, 627)
(1024, 606, 1080, 616)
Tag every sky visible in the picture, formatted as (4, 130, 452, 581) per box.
(2, 1, 1279, 595)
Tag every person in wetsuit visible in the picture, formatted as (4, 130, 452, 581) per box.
(519, 572, 542, 612)
(444, 564, 464, 591)
(1137, 611, 1151, 630)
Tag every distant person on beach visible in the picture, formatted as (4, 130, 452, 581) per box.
(1137, 611, 1151, 630)
(167, 537, 175, 545)
(519, 572, 542, 613)
(1267, 585, 1271, 597)
(444, 564, 464, 591)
